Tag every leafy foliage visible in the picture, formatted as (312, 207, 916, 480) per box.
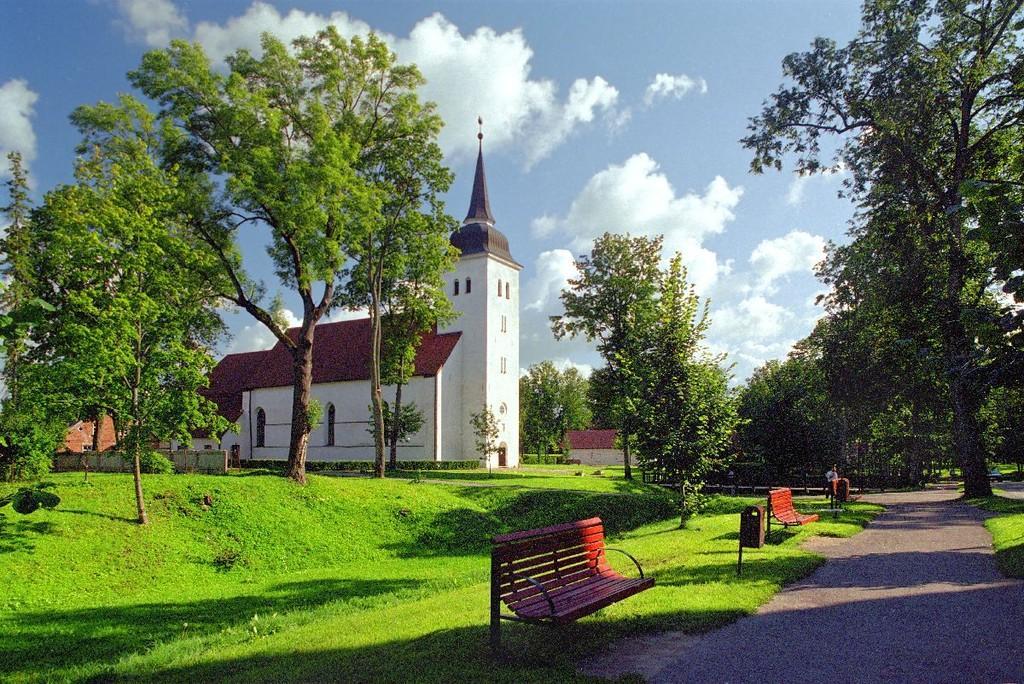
(519, 361, 591, 456)
(743, 0, 1024, 497)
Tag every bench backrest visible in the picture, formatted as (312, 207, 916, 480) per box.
(768, 487, 800, 522)
(492, 518, 607, 608)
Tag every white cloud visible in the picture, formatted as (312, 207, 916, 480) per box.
(712, 295, 793, 342)
(151, 4, 621, 164)
(225, 307, 301, 354)
(0, 79, 39, 178)
(533, 153, 742, 292)
(520, 76, 621, 168)
(551, 357, 593, 377)
(749, 229, 826, 292)
(524, 249, 578, 312)
(785, 165, 846, 206)
(193, 2, 370, 65)
(643, 73, 707, 106)
(115, 0, 188, 46)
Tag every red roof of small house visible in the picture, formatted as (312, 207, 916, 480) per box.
(566, 429, 618, 450)
(205, 318, 461, 422)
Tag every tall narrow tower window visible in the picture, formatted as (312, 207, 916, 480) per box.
(500, 357, 507, 374)
(497, 278, 502, 297)
(501, 315, 507, 333)
(465, 278, 472, 294)
(453, 279, 460, 296)
(505, 282, 510, 299)
(255, 408, 266, 448)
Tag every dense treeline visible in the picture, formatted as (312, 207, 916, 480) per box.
(738, 0, 1024, 496)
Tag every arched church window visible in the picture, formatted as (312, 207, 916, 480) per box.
(453, 279, 460, 296)
(497, 278, 502, 297)
(499, 402, 507, 416)
(465, 277, 472, 294)
(255, 408, 266, 448)
(505, 282, 510, 299)
(326, 403, 336, 446)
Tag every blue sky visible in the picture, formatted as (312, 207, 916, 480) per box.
(0, 0, 863, 381)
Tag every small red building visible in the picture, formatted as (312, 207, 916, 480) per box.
(565, 429, 626, 466)
(62, 415, 117, 453)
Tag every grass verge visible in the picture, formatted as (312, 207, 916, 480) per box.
(967, 495, 1024, 578)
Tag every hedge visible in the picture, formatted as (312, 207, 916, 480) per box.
(520, 453, 567, 465)
(242, 459, 480, 472)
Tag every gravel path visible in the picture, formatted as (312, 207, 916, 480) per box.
(581, 486, 1024, 683)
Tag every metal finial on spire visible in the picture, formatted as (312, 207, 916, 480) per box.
(477, 115, 483, 141)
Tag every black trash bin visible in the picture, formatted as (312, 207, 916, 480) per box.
(739, 505, 765, 548)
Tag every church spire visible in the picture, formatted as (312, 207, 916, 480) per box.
(464, 116, 495, 226)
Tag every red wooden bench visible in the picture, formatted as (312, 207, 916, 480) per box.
(766, 487, 819, 536)
(490, 517, 654, 651)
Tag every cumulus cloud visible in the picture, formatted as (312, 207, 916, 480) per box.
(749, 229, 826, 292)
(132, 3, 622, 163)
(643, 73, 707, 106)
(785, 165, 846, 205)
(712, 295, 793, 343)
(225, 307, 301, 354)
(115, 0, 188, 46)
(0, 79, 39, 178)
(520, 76, 621, 168)
(532, 153, 742, 292)
(524, 249, 578, 313)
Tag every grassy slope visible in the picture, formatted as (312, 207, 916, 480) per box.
(968, 495, 1024, 578)
(0, 473, 880, 683)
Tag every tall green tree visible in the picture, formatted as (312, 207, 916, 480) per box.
(737, 353, 841, 483)
(29, 97, 228, 523)
(519, 361, 591, 457)
(130, 29, 451, 484)
(632, 256, 738, 527)
(0, 153, 36, 403)
(552, 233, 662, 479)
(743, 0, 1024, 497)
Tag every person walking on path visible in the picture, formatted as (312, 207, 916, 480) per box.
(582, 487, 1024, 683)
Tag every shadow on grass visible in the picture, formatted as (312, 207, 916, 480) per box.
(0, 515, 56, 554)
(386, 488, 678, 557)
(112, 607, 750, 684)
(0, 578, 421, 680)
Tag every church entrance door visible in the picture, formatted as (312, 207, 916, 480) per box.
(498, 445, 507, 468)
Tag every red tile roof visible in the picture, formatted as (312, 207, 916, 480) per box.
(566, 429, 618, 450)
(205, 318, 461, 422)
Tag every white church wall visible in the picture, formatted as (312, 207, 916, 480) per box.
(237, 376, 439, 462)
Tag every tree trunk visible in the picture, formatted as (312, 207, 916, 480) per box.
(389, 380, 403, 470)
(942, 210, 991, 499)
(369, 316, 386, 479)
(130, 354, 148, 525)
(622, 432, 632, 480)
(286, 329, 315, 485)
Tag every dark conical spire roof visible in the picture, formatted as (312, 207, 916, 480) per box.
(464, 119, 494, 226)
(450, 119, 520, 268)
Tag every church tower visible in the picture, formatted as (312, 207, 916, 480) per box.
(441, 121, 521, 466)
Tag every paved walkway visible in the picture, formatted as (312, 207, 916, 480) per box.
(582, 487, 1024, 683)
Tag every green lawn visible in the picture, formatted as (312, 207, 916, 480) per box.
(386, 464, 652, 494)
(968, 495, 1024, 578)
(0, 472, 881, 683)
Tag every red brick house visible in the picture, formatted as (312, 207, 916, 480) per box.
(62, 415, 117, 453)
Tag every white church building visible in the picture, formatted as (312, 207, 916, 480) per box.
(206, 131, 521, 467)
